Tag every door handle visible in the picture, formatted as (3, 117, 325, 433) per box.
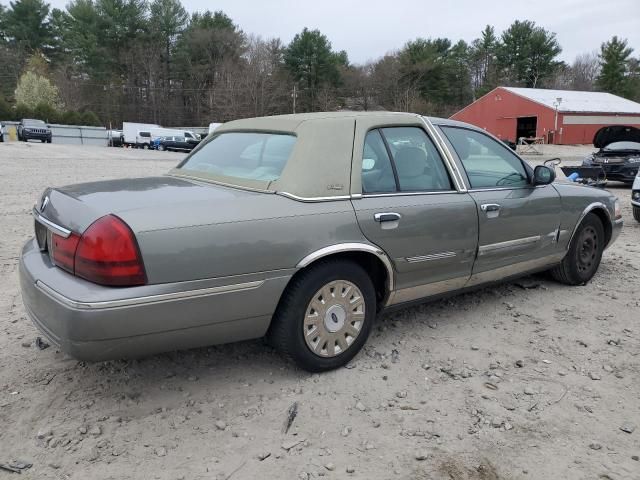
(480, 204, 501, 212)
(374, 212, 401, 222)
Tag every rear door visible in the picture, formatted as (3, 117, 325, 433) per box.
(439, 125, 562, 283)
(350, 119, 478, 304)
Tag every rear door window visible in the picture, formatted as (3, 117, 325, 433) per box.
(361, 130, 397, 193)
(381, 127, 453, 192)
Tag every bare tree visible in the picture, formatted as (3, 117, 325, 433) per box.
(570, 52, 600, 91)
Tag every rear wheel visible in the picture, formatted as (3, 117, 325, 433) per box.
(269, 259, 376, 372)
(550, 212, 605, 285)
(633, 205, 640, 223)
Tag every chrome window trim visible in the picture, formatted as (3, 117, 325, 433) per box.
(297, 242, 395, 292)
(467, 184, 549, 193)
(355, 190, 459, 199)
(32, 208, 71, 238)
(405, 251, 457, 263)
(277, 191, 351, 202)
(420, 116, 468, 192)
(478, 235, 541, 256)
(167, 171, 274, 194)
(35, 279, 265, 310)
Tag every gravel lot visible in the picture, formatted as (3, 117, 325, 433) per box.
(0, 142, 638, 480)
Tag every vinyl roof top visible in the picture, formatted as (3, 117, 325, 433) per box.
(502, 87, 640, 114)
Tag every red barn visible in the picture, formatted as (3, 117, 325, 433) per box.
(451, 87, 640, 145)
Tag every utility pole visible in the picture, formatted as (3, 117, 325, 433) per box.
(292, 84, 297, 114)
(553, 97, 562, 144)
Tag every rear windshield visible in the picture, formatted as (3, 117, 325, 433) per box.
(178, 132, 296, 182)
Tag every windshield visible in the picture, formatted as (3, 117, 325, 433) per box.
(178, 132, 296, 182)
(603, 141, 640, 151)
(24, 119, 46, 126)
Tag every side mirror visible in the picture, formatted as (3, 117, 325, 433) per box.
(533, 165, 556, 186)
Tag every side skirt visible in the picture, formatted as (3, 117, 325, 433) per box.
(382, 253, 564, 313)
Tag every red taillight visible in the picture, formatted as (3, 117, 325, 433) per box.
(50, 232, 80, 274)
(50, 215, 146, 287)
(74, 215, 147, 286)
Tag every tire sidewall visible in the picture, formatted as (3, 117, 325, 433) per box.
(282, 261, 376, 372)
(568, 213, 605, 284)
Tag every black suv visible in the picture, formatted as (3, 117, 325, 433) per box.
(582, 126, 640, 183)
(17, 119, 52, 143)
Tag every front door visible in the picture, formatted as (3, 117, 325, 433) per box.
(351, 124, 478, 304)
(439, 126, 563, 285)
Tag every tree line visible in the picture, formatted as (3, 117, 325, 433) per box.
(0, 0, 639, 127)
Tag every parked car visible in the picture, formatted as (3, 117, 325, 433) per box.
(582, 125, 640, 183)
(632, 169, 640, 222)
(157, 135, 200, 152)
(108, 129, 124, 147)
(136, 131, 152, 148)
(21, 112, 622, 372)
(17, 119, 52, 143)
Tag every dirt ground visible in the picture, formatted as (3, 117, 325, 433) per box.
(0, 142, 638, 480)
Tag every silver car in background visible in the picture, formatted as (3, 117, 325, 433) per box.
(20, 112, 622, 372)
(632, 170, 640, 222)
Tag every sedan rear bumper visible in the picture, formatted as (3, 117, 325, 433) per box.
(19, 239, 290, 361)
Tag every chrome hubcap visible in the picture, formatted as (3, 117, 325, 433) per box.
(303, 280, 365, 358)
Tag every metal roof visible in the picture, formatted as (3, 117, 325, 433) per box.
(502, 87, 640, 114)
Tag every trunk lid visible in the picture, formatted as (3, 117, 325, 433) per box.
(38, 175, 265, 234)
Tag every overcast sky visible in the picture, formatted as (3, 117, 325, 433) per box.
(43, 0, 639, 65)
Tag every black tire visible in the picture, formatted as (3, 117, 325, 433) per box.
(268, 259, 376, 372)
(46, 139, 52, 144)
(633, 205, 640, 223)
(41, 139, 45, 143)
(550, 212, 605, 285)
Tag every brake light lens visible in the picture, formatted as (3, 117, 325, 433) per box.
(74, 215, 147, 286)
(50, 232, 80, 274)
(49, 215, 146, 287)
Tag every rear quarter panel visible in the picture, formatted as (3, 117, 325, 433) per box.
(124, 195, 368, 284)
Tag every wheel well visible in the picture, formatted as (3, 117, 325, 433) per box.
(589, 208, 612, 246)
(293, 251, 390, 310)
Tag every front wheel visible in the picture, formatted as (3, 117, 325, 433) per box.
(550, 212, 605, 285)
(633, 205, 640, 223)
(268, 259, 376, 372)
